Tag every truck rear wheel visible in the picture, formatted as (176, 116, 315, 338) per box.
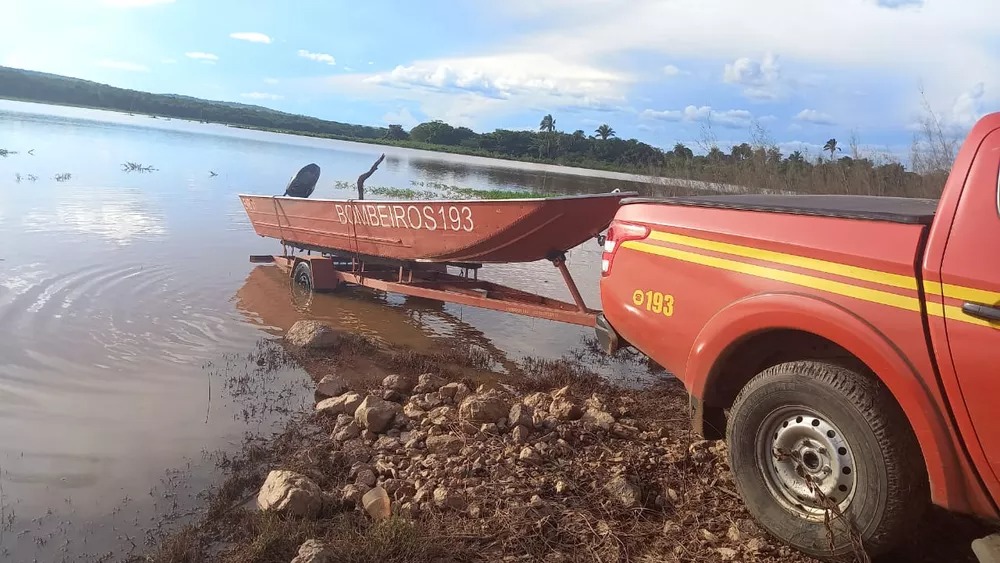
(726, 360, 928, 561)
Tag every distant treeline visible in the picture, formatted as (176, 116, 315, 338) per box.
(0, 66, 386, 140)
(0, 65, 950, 198)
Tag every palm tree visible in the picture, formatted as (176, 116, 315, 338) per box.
(539, 114, 556, 132)
(823, 138, 840, 159)
(595, 124, 616, 140)
(672, 143, 693, 160)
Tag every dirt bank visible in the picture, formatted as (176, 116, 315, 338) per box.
(136, 322, 991, 563)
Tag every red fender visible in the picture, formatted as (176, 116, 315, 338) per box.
(685, 292, 997, 518)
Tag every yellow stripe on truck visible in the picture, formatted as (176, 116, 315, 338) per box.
(648, 230, 918, 290)
(621, 240, 923, 312)
(620, 239, 1000, 329)
(923, 280, 1000, 305)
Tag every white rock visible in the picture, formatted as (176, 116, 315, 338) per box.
(604, 475, 641, 508)
(354, 395, 403, 434)
(315, 373, 349, 399)
(316, 392, 362, 416)
(413, 373, 447, 394)
(285, 320, 339, 349)
(433, 487, 467, 511)
(508, 403, 534, 428)
(291, 539, 335, 563)
(581, 407, 616, 430)
(362, 486, 391, 520)
(426, 434, 464, 455)
(716, 547, 738, 561)
(333, 421, 362, 442)
(549, 386, 583, 421)
(383, 373, 416, 393)
(458, 391, 509, 424)
(256, 470, 323, 518)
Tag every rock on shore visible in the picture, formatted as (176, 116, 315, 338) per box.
(252, 361, 788, 562)
(285, 320, 340, 349)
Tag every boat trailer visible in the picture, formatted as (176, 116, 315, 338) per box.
(249, 242, 599, 327)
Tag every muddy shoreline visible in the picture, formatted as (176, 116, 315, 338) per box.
(134, 321, 990, 563)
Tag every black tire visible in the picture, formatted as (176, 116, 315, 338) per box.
(726, 360, 928, 561)
(292, 261, 313, 290)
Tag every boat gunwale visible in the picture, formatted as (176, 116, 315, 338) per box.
(236, 191, 639, 206)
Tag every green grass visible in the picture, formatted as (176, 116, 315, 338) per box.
(333, 179, 543, 200)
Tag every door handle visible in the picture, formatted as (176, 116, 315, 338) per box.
(961, 302, 1000, 322)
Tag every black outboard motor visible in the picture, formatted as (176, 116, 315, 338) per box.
(283, 163, 321, 198)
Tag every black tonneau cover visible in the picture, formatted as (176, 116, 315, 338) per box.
(621, 194, 939, 225)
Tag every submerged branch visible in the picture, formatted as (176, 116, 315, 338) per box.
(356, 153, 386, 200)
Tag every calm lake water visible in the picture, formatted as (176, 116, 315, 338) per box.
(0, 99, 683, 561)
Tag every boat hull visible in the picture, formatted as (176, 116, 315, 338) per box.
(238, 192, 633, 263)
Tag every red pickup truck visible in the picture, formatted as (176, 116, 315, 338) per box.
(596, 112, 1000, 560)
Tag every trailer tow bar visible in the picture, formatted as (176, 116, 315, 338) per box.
(548, 251, 588, 314)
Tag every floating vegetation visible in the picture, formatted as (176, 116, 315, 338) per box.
(53, 173, 72, 182)
(367, 186, 442, 200)
(14, 173, 20, 183)
(121, 161, 158, 173)
(332, 179, 539, 201)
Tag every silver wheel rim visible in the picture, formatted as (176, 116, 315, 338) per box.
(756, 405, 858, 520)
(289, 265, 314, 311)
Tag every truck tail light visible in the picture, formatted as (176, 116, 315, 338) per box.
(601, 221, 649, 276)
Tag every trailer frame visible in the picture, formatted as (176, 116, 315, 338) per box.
(249, 241, 599, 327)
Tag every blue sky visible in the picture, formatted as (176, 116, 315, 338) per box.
(1, 0, 996, 162)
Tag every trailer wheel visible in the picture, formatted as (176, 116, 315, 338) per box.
(726, 360, 928, 561)
(292, 260, 313, 290)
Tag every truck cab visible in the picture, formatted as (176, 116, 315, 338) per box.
(596, 112, 1000, 561)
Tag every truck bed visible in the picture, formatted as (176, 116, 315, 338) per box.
(621, 194, 939, 225)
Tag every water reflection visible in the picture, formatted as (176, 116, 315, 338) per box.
(233, 264, 522, 374)
(21, 187, 166, 245)
(0, 99, 679, 561)
(404, 155, 652, 196)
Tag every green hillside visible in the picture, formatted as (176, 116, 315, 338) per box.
(0, 65, 387, 139)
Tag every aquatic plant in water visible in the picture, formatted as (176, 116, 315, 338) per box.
(54, 173, 72, 182)
(331, 179, 539, 200)
(121, 161, 158, 173)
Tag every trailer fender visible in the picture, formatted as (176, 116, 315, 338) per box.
(292, 255, 341, 291)
(685, 291, 996, 517)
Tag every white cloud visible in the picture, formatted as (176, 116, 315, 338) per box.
(500, 0, 998, 116)
(98, 59, 149, 72)
(663, 64, 682, 76)
(264, 77, 279, 84)
(641, 105, 755, 129)
(382, 107, 419, 129)
(298, 50, 336, 65)
(185, 52, 218, 62)
(230, 32, 272, 44)
(313, 52, 630, 128)
(362, 53, 627, 104)
(101, 0, 174, 6)
(949, 82, 986, 127)
(241, 92, 283, 100)
(777, 141, 827, 157)
(794, 109, 836, 125)
(874, 0, 924, 8)
(723, 53, 782, 100)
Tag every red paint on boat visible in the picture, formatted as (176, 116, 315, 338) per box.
(238, 192, 635, 263)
